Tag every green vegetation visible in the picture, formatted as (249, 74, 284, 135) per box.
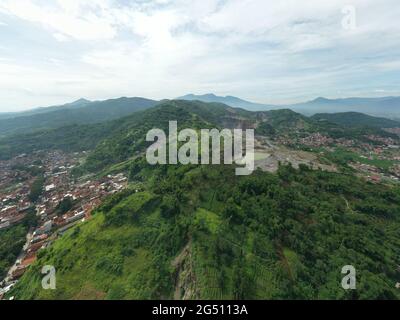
(0, 209, 38, 279)
(1, 100, 397, 164)
(0, 122, 121, 160)
(0, 97, 158, 137)
(312, 112, 400, 129)
(81, 101, 225, 172)
(10, 164, 44, 176)
(55, 197, 74, 215)
(321, 148, 395, 171)
(4, 100, 400, 300)
(10, 163, 400, 300)
(82, 102, 375, 174)
(0, 225, 27, 280)
(28, 176, 45, 203)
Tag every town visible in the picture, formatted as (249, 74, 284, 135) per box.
(0, 150, 128, 298)
(274, 131, 400, 183)
(1, 128, 399, 300)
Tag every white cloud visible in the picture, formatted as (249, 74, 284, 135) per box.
(374, 60, 400, 71)
(0, 0, 399, 110)
(0, 0, 117, 40)
(53, 32, 70, 42)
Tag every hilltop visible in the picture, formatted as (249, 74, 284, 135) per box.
(178, 94, 400, 118)
(0, 97, 158, 137)
(1, 100, 396, 163)
(177, 93, 276, 111)
(9, 162, 400, 299)
(292, 96, 400, 118)
(312, 112, 400, 129)
(3, 99, 400, 300)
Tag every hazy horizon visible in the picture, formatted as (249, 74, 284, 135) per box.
(3, 92, 400, 114)
(1, 0, 400, 111)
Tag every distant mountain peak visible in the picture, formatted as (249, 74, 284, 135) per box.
(66, 98, 92, 108)
(73, 98, 91, 104)
(203, 93, 218, 98)
(180, 93, 218, 100)
(312, 97, 331, 103)
(177, 93, 276, 111)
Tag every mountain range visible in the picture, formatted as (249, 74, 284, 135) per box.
(6, 99, 400, 300)
(178, 94, 400, 119)
(1, 98, 397, 163)
(1, 93, 399, 138)
(0, 98, 92, 120)
(312, 112, 400, 128)
(291, 96, 400, 118)
(0, 97, 158, 137)
(177, 93, 276, 111)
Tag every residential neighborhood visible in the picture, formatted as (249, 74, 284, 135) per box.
(0, 151, 128, 298)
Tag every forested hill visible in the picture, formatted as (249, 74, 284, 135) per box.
(0, 97, 158, 137)
(5, 99, 400, 300)
(80, 101, 398, 173)
(0, 100, 231, 160)
(312, 112, 400, 128)
(9, 163, 400, 299)
(78, 101, 315, 172)
(1, 100, 396, 163)
(0, 98, 91, 120)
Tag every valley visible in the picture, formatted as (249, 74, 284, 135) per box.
(0, 99, 399, 300)
(1, 0, 400, 304)
(0, 151, 128, 298)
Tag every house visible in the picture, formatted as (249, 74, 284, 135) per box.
(0, 221, 10, 230)
(11, 267, 27, 280)
(66, 211, 85, 224)
(45, 184, 55, 192)
(33, 220, 53, 236)
(370, 175, 381, 182)
(31, 234, 48, 244)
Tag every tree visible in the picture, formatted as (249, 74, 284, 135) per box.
(28, 176, 45, 202)
(56, 197, 74, 215)
(160, 195, 180, 218)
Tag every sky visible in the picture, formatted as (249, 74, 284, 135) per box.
(0, 0, 399, 112)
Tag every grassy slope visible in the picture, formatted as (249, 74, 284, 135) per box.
(312, 112, 400, 128)
(10, 164, 400, 300)
(5, 101, 400, 300)
(0, 97, 158, 137)
(0, 224, 28, 279)
(0, 212, 37, 279)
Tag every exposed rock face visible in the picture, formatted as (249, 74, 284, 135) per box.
(172, 240, 198, 300)
(220, 116, 256, 130)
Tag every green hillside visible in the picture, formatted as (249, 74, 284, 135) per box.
(1, 100, 389, 162)
(81, 100, 244, 172)
(0, 210, 37, 279)
(0, 100, 231, 161)
(6, 100, 400, 300)
(312, 112, 400, 128)
(80, 101, 335, 173)
(9, 163, 400, 300)
(0, 122, 123, 160)
(0, 97, 158, 137)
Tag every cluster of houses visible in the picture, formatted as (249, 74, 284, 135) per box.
(299, 133, 334, 148)
(276, 130, 400, 182)
(0, 151, 128, 298)
(0, 163, 36, 232)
